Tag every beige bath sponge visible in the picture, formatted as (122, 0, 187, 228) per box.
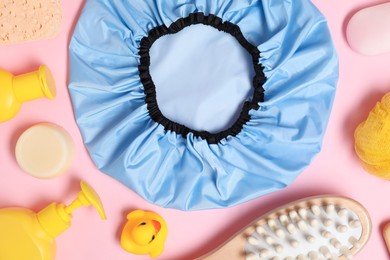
(0, 0, 62, 45)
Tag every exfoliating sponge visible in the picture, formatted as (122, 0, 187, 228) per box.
(0, 0, 62, 45)
(346, 2, 390, 55)
(355, 93, 390, 179)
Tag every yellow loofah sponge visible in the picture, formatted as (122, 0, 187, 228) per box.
(0, 0, 62, 45)
(355, 93, 390, 179)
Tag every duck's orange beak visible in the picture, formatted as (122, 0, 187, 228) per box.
(151, 220, 161, 233)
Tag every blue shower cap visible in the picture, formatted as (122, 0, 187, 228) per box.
(69, 0, 338, 210)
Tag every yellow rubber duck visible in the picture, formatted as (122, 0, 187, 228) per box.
(120, 210, 168, 258)
(355, 92, 390, 179)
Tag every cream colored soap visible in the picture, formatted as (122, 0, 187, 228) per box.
(15, 123, 75, 179)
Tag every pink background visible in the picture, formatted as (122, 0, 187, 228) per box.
(0, 0, 390, 259)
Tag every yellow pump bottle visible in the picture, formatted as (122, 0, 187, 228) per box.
(0, 181, 106, 260)
(0, 65, 56, 123)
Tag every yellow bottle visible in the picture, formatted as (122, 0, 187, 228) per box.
(0, 181, 106, 260)
(0, 65, 56, 123)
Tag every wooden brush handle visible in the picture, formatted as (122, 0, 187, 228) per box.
(383, 223, 390, 253)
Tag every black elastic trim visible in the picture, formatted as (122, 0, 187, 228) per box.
(138, 12, 266, 144)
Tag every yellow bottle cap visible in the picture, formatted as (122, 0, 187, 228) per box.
(13, 65, 56, 103)
(38, 65, 56, 99)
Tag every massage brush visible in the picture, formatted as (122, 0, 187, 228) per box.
(201, 196, 371, 260)
(0, 0, 62, 45)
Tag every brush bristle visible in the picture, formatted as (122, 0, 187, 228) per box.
(244, 200, 366, 259)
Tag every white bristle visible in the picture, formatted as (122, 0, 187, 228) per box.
(289, 211, 299, 221)
(248, 236, 258, 246)
(340, 246, 353, 259)
(290, 239, 299, 248)
(264, 236, 274, 245)
(271, 257, 280, 260)
(256, 225, 266, 235)
(311, 205, 321, 216)
(274, 244, 283, 253)
(297, 254, 307, 260)
(323, 218, 333, 227)
(330, 238, 341, 249)
(338, 208, 348, 217)
(349, 219, 361, 228)
(308, 251, 318, 260)
(285, 256, 295, 260)
(336, 224, 348, 233)
(287, 223, 297, 234)
(275, 228, 285, 238)
(349, 236, 361, 248)
(306, 235, 315, 244)
(320, 246, 331, 258)
(321, 230, 332, 239)
(245, 226, 256, 236)
(298, 208, 308, 219)
(259, 248, 268, 258)
(268, 219, 277, 228)
(309, 218, 319, 227)
(326, 204, 335, 213)
(246, 252, 257, 260)
(297, 220, 307, 231)
(280, 214, 289, 225)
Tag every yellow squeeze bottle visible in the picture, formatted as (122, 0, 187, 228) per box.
(0, 181, 106, 260)
(0, 65, 56, 123)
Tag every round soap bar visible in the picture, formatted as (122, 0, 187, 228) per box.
(15, 123, 75, 179)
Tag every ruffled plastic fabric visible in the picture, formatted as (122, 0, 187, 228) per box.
(69, 0, 338, 210)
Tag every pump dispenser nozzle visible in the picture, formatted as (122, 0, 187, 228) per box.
(37, 181, 106, 238)
(65, 181, 107, 219)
